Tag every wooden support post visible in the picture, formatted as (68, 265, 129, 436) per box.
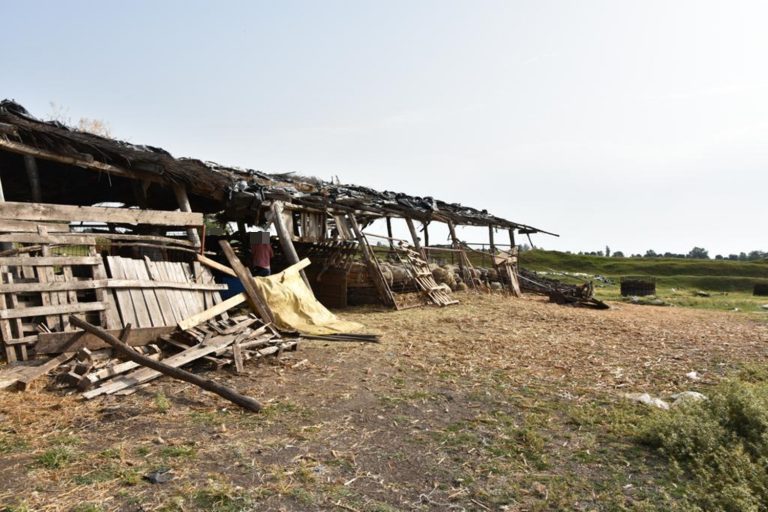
(347, 213, 397, 308)
(488, 225, 497, 256)
(173, 184, 201, 248)
(69, 316, 263, 412)
(270, 201, 310, 288)
(386, 217, 394, 250)
(24, 156, 42, 202)
(218, 240, 275, 324)
(447, 221, 466, 276)
(508, 228, 516, 248)
(422, 222, 429, 257)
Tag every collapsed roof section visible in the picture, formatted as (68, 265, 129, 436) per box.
(0, 99, 556, 236)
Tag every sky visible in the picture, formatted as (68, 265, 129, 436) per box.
(2, 0, 766, 256)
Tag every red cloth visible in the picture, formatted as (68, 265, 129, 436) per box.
(251, 244, 273, 269)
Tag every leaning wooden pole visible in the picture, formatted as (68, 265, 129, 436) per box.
(69, 316, 262, 412)
(270, 201, 311, 288)
(347, 213, 397, 308)
(218, 240, 275, 324)
(405, 218, 426, 259)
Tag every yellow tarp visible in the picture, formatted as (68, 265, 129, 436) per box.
(252, 267, 367, 335)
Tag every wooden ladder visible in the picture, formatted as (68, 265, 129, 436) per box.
(398, 246, 458, 307)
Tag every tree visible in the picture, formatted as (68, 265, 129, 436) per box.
(748, 250, 766, 261)
(644, 249, 658, 258)
(605, 245, 611, 258)
(715, 254, 723, 260)
(687, 247, 709, 259)
(612, 251, 625, 258)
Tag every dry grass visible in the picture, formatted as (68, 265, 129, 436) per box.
(1, 293, 767, 511)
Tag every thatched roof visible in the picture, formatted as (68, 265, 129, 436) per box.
(0, 99, 555, 235)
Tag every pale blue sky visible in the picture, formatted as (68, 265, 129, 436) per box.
(2, 0, 766, 255)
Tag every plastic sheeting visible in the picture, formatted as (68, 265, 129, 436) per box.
(252, 267, 367, 335)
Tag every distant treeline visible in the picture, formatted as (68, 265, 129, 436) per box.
(556, 246, 768, 261)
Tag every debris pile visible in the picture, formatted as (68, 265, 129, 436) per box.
(518, 268, 609, 309)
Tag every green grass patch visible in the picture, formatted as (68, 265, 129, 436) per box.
(36, 445, 77, 469)
(192, 484, 254, 512)
(159, 445, 196, 459)
(637, 372, 768, 510)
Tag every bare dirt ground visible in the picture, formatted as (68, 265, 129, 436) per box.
(1, 294, 767, 511)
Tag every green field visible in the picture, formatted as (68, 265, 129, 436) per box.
(518, 249, 768, 314)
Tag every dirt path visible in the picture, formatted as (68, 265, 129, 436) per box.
(1, 294, 766, 511)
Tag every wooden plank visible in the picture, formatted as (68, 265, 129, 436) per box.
(168, 261, 202, 318)
(0, 231, 193, 248)
(0, 272, 17, 362)
(218, 240, 275, 323)
(177, 293, 246, 331)
(155, 261, 189, 321)
(0, 220, 70, 233)
(193, 261, 211, 309)
(35, 326, 175, 354)
(144, 258, 178, 324)
(15, 352, 75, 391)
(115, 258, 153, 328)
(82, 333, 239, 399)
(36, 264, 62, 330)
(143, 257, 176, 326)
(123, 258, 165, 328)
(0, 301, 107, 320)
(196, 254, 236, 277)
(82, 352, 162, 389)
(0, 278, 227, 294)
(106, 256, 138, 328)
(0, 201, 203, 227)
(3, 273, 28, 360)
(60, 267, 76, 330)
(91, 247, 119, 329)
(0, 256, 101, 267)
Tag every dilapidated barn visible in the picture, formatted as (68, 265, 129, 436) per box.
(0, 100, 559, 387)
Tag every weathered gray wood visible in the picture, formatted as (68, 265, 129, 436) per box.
(0, 232, 193, 248)
(75, 320, 259, 412)
(0, 256, 100, 267)
(0, 301, 107, 320)
(122, 258, 165, 328)
(0, 220, 71, 233)
(270, 201, 311, 288)
(0, 201, 202, 227)
(35, 326, 175, 354)
(107, 256, 138, 328)
(0, 278, 227, 294)
(177, 293, 246, 331)
(15, 352, 74, 391)
(90, 246, 120, 329)
(405, 218, 423, 255)
(172, 184, 202, 247)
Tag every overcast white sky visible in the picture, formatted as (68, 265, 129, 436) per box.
(2, 0, 766, 256)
